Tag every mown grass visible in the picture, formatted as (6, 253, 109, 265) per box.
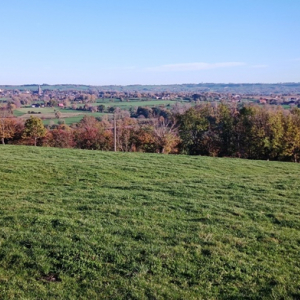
(0, 146, 299, 299)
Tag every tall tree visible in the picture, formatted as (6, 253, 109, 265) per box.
(217, 103, 236, 156)
(235, 106, 255, 158)
(178, 105, 211, 155)
(152, 116, 180, 154)
(23, 116, 47, 146)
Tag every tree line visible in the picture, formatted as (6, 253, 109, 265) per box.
(1, 104, 300, 162)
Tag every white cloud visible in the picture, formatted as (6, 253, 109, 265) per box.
(147, 62, 246, 72)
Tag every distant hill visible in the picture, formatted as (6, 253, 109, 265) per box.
(1, 82, 300, 94)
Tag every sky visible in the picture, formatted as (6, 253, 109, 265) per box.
(1, 0, 300, 85)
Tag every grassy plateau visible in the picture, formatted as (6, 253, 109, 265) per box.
(0, 146, 299, 299)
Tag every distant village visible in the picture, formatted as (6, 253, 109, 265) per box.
(1, 85, 300, 110)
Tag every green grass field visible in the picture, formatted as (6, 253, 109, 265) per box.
(0, 146, 300, 299)
(13, 110, 27, 117)
(15, 107, 57, 114)
(41, 116, 84, 126)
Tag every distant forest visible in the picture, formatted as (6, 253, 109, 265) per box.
(1, 83, 300, 94)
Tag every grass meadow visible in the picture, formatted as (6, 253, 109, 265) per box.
(0, 146, 299, 299)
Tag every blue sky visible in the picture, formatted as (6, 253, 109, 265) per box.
(1, 0, 300, 85)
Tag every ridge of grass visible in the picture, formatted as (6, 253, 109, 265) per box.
(0, 146, 299, 299)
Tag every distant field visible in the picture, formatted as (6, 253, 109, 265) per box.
(19, 112, 83, 119)
(42, 116, 84, 126)
(42, 113, 107, 125)
(241, 98, 257, 102)
(12, 99, 179, 125)
(85, 99, 183, 109)
(13, 107, 105, 125)
(0, 146, 299, 299)
(89, 112, 110, 118)
(15, 107, 56, 114)
(13, 110, 27, 117)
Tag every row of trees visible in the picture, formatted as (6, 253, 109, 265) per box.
(1, 104, 300, 162)
(178, 104, 300, 162)
(0, 114, 179, 154)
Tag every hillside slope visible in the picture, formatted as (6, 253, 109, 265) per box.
(0, 146, 299, 299)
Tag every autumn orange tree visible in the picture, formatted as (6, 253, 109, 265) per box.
(115, 117, 138, 152)
(0, 107, 17, 145)
(0, 118, 17, 145)
(44, 124, 75, 148)
(74, 116, 113, 150)
(131, 125, 157, 153)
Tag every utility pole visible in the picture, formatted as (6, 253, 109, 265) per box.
(114, 112, 117, 152)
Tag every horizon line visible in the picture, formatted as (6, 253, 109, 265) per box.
(1, 82, 300, 87)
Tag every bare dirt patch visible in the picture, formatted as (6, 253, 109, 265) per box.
(40, 273, 61, 283)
